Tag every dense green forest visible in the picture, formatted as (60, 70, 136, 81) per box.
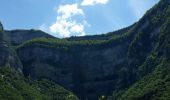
(0, 66, 78, 100)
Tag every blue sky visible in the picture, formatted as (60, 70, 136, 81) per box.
(0, 0, 159, 38)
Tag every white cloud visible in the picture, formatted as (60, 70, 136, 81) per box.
(70, 24, 84, 33)
(57, 4, 84, 19)
(49, 3, 87, 38)
(40, 0, 111, 38)
(50, 20, 71, 37)
(50, 19, 86, 37)
(81, 0, 109, 6)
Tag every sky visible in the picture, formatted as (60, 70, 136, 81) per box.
(0, 0, 159, 38)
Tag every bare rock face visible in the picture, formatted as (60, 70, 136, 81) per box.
(16, 40, 129, 100)
(0, 31, 22, 72)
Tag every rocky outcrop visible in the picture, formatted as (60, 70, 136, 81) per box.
(0, 31, 22, 72)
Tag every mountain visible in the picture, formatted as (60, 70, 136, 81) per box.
(0, 0, 170, 100)
(5, 29, 54, 45)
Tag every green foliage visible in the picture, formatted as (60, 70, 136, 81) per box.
(117, 59, 170, 100)
(97, 1, 170, 100)
(113, 3, 170, 99)
(15, 37, 104, 50)
(99, 95, 107, 100)
(0, 66, 79, 100)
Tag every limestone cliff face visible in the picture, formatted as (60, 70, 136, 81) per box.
(0, 31, 22, 72)
(16, 41, 129, 100)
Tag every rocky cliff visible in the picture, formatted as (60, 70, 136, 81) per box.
(0, 29, 22, 72)
(16, 40, 129, 99)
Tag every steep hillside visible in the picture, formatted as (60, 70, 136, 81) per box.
(111, 0, 170, 99)
(116, 9, 170, 99)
